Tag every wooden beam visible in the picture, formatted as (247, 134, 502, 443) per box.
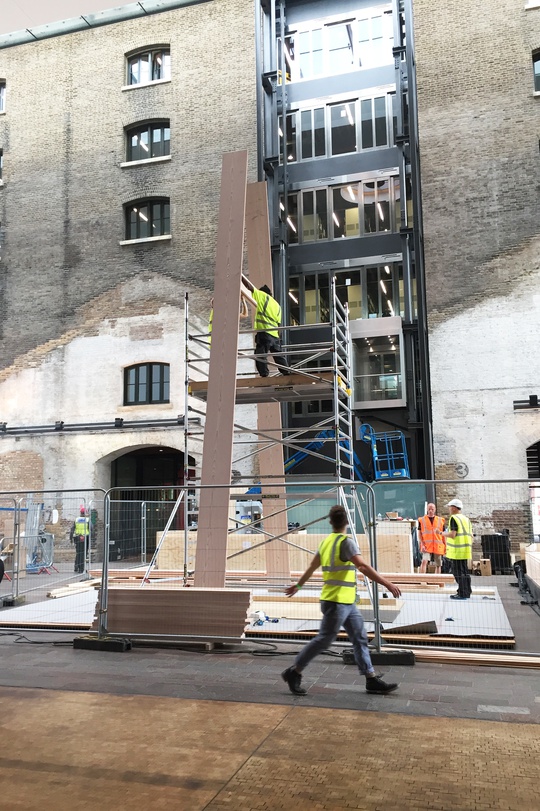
(245, 181, 290, 579)
(194, 151, 248, 588)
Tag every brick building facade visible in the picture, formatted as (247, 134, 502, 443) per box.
(414, 0, 540, 483)
(0, 0, 258, 495)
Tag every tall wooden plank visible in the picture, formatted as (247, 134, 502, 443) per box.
(245, 182, 290, 578)
(194, 151, 248, 588)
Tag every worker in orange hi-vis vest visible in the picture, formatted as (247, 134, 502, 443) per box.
(418, 503, 446, 574)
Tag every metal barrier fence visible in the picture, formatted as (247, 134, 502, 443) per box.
(1, 481, 538, 659)
(0, 489, 105, 630)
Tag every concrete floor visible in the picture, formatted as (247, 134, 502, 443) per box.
(1, 634, 539, 810)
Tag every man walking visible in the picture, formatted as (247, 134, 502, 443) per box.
(418, 502, 445, 574)
(241, 274, 288, 377)
(281, 504, 401, 696)
(444, 498, 473, 600)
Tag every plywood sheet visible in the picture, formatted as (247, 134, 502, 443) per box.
(195, 151, 248, 589)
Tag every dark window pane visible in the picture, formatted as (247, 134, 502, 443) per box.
(285, 113, 297, 162)
(139, 205, 150, 238)
(287, 194, 298, 243)
(361, 99, 373, 148)
(331, 102, 356, 155)
(303, 191, 315, 242)
(374, 97, 387, 146)
(315, 189, 328, 240)
(301, 110, 313, 159)
(314, 107, 325, 156)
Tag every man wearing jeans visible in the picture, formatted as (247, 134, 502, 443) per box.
(281, 504, 401, 696)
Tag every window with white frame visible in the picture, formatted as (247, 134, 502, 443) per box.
(281, 8, 393, 82)
(125, 198, 170, 241)
(126, 47, 171, 86)
(279, 93, 395, 163)
(282, 176, 400, 244)
(126, 121, 170, 162)
(0, 81, 5, 113)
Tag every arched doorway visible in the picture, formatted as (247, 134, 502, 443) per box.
(110, 446, 196, 559)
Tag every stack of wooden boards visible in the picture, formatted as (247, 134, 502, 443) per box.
(90, 586, 251, 638)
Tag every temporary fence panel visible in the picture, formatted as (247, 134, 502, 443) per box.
(0, 489, 106, 632)
(371, 479, 539, 655)
(97, 481, 382, 647)
(0, 496, 18, 601)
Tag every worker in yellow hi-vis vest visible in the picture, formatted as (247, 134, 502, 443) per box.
(443, 498, 473, 600)
(241, 274, 288, 377)
(281, 504, 401, 696)
(70, 507, 89, 574)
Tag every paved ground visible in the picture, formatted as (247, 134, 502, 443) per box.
(1, 632, 540, 809)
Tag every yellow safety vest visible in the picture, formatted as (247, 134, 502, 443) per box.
(319, 532, 356, 604)
(445, 513, 472, 560)
(74, 518, 88, 536)
(252, 288, 281, 338)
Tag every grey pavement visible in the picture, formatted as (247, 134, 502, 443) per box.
(0, 632, 538, 724)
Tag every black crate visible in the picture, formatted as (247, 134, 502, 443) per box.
(481, 533, 512, 574)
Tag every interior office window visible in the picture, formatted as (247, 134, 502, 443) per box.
(126, 122, 170, 161)
(282, 194, 299, 244)
(127, 48, 171, 85)
(124, 363, 170, 405)
(330, 101, 357, 155)
(125, 198, 170, 240)
(335, 269, 362, 320)
(302, 189, 328, 242)
(300, 108, 325, 159)
(288, 278, 300, 325)
(360, 96, 389, 149)
(534, 52, 540, 91)
(363, 179, 391, 233)
(332, 185, 360, 238)
(0, 81, 5, 112)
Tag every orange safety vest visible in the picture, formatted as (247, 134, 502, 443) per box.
(418, 515, 445, 555)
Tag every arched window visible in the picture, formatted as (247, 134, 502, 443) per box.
(124, 363, 170, 405)
(126, 47, 171, 86)
(126, 121, 170, 162)
(124, 197, 170, 241)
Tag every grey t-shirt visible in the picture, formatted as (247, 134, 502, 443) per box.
(339, 535, 360, 562)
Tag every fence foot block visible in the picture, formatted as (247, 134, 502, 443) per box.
(73, 635, 132, 652)
(342, 647, 415, 666)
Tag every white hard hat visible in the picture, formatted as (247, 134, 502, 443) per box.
(447, 498, 463, 510)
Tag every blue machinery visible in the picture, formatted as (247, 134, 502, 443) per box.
(282, 425, 410, 482)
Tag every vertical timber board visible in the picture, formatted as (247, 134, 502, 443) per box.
(194, 151, 248, 588)
(245, 182, 290, 578)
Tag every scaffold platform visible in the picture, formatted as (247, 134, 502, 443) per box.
(189, 371, 348, 405)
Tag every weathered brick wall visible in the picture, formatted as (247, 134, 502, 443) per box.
(414, 0, 540, 480)
(0, 1, 259, 491)
(0, 0, 257, 366)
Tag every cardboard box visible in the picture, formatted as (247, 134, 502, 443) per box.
(479, 558, 492, 576)
(426, 563, 436, 574)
